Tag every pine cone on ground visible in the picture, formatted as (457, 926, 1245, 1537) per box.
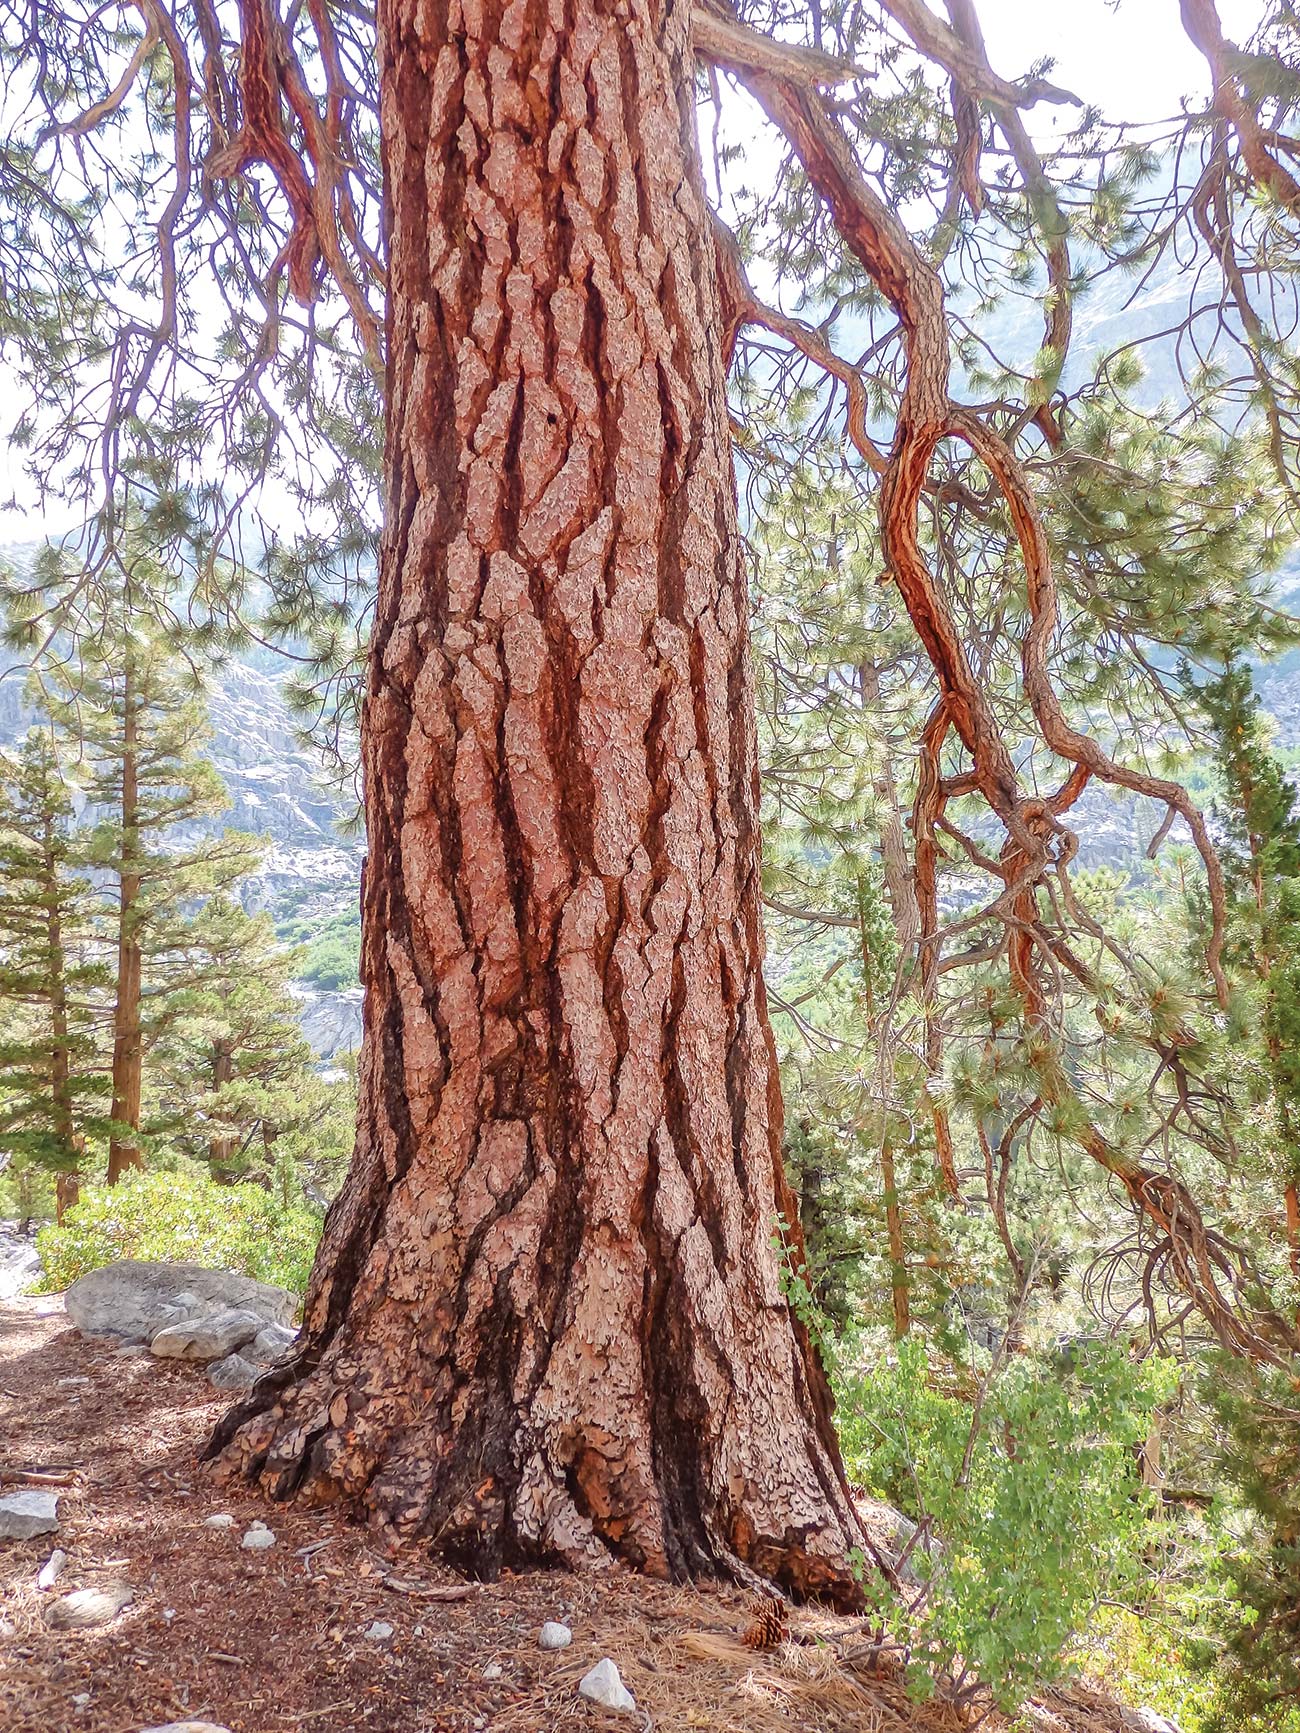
(740, 1592, 789, 1650)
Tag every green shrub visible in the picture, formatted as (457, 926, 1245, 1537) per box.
(836, 1337, 1172, 1712)
(36, 1169, 321, 1297)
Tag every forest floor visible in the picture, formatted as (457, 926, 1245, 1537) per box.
(0, 1295, 1155, 1733)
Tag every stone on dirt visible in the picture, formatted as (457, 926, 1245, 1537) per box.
(64, 1261, 294, 1346)
(137, 1724, 234, 1732)
(0, 1489, 60, 1539)
(43, 1584, 133, 1629)
(247, 1322, 297, 1364)
(36, 1547, 68, 1589)
(241, 1521, 275, 1551)
(202, 1513, 235, 1530)
(206, 1351, 261, 1389)
(364, 1620, 394, 1641)
(578, 1658, 636, 1713)
(538, 1620, 572, 1650)
(1121, 1711, 1182, 1733)
(150, 1307, 264, 1361)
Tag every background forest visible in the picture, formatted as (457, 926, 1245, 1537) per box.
(5, 0, 1300, 1728)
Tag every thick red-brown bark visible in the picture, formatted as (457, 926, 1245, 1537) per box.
(210, 0, 863, 1603)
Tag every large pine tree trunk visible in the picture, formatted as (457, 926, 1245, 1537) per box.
(210, 0, 862, 1601)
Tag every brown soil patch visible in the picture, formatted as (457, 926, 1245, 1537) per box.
(0, 1295, 1145, 1732)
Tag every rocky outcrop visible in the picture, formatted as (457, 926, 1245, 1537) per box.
(293, 984, 364, 1059)
(0, 1223, 41, 1300)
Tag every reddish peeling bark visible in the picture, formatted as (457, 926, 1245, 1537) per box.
(210, 0, 863, 1603)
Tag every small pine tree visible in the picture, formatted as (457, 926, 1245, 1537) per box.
(0, 728, 111, 1213)
(1196, 657, 1300, 1725)
(151, 893, 319, 1182)
(1200, 654, 1300, 1276)
(26, 553, 262, 1181)
(1204, 1354, 1300, 1730)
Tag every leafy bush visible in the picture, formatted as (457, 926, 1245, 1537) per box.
(36, 1169, 321, 1296)
(836, 1337, 1172, 1712)
(301, 935, 359, 989)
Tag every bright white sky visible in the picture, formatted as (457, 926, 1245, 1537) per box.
(0, 0, 1269, 544)
(979, 0, 1261, 130)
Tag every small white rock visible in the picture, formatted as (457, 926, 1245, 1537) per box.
(240, 1522, 275, 1551)
(482, 1661, 503, 1680)
(70, 1693, 90, 1709)
(538, 1620, 572, 1650)
(364, 1620, 394, 1641)
(137, 1724, 234, 1732)
(202, 1513, 235, 1530)
(578, 1658, 636, 1713)
(1121, 1713, 1182, 1733)
(36, 1548, 68, 1590)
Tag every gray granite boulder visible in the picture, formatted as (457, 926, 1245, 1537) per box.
(150, 1307, 263, 1361)
(246, 1322, 297, 1365)
(207, 1352, 261, 1389)
(0, 1490, 60, 1539)
(65, 1262, 293, 1346)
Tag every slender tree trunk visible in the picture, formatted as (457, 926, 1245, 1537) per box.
(880, 1137, 910, 1339)
(210, 0, 862, 1603)
(42, 814, 81, 1207)
(855, 662, 912, 1332)
(858, 660, 958, 1198)
(55, 1171, 81, 1225)
(108, 657, 143, 1184)
(208, 1039, 237, 1177)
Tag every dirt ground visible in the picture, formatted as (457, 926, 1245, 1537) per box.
(0, 1295, 1154, 1733)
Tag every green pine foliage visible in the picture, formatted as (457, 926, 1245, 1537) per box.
(1202, 655, 1300, 1204)
(1203, 1355, 1300, 1733)
(151, 893, 331, 1183)
(0, 728, 111, 1178)
(1193, 658, 1300, 1728)
(0, 547, 342, 1205)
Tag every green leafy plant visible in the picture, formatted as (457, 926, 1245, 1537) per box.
(35, 1169, 321, 1297)
(837, 1337, 1172, 1712)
